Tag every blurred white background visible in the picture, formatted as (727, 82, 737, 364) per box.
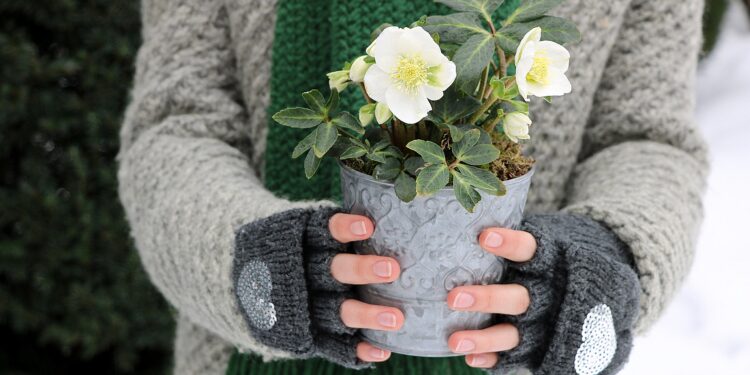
(622, 1, 750, 373)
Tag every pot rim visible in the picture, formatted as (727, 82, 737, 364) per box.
(339, 162, 534, 192)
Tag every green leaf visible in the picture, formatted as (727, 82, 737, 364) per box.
(452, 33, 495, 93)
(272, 107, 324, 128)
(304, 149, 321, 179)
(373, 157, 401, 181)
(339, 145, 367, 160)
(494, 30, 522, 54)
(428, 86, 481, 124)
(292, 129, 316, 159)
(435, 0, 506, 22)
(490, 76, 505, 98)
(394, 172, 417, 202)
(447, 124, 466, 142)
(456, 164, 506, 195)
(452, 171, 482, 212)
(331, 112, 364, 134)
(406, 140, 446, 165)
(416, 164, 450, 196)
(313, 122, 338, 157)
(528, 16, 581, 44)
(380, 145, 404, 159)
(367, 151, 387, 164)
(503, 0, 563, 25)
(508, 100, 529, 113)
(424, 13, 488, 44)
(404, 156, 426, 175)
(302, 89, 326, 114)
(503, 83, 520, 99)
(326, 89, 339, 112)
(458, 144, 500, 165)
(452, 128, 481, 157)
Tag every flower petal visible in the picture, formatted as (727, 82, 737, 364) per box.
(525, 68, 572, 97)
(428, 61, 457, 91)
(537, 41, 570, 72)
(514, 42, 538, 101)
(364, 65, 392, 102)
(515, 27, 541, 63)
(371, 26, 404, 72)
(423, 85, 444, 101)
(397, 27, 444, 66)
(385, 86, 431, 124)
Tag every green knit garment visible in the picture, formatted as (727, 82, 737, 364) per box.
(239, 0, 521, 374)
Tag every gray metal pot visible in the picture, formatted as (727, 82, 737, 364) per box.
(340, 164, 533, 357)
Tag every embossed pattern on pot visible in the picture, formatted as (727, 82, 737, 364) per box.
(340, 165, 533, 356)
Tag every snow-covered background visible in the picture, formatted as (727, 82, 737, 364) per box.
(621, 2, 750, 374)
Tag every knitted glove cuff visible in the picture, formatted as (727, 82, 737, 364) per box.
(232, 207, 365, 369)
(494, 214, 641, 375)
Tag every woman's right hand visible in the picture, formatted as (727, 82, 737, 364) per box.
(328, 213, 403, 363)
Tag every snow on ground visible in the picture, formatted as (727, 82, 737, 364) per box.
(621, 2, 750, 374)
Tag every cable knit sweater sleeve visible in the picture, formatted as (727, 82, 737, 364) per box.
(561, 0, 708, 333)
(117, 0, 362, 366)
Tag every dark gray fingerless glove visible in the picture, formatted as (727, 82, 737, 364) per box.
(493, 213, 641, 375)
(232, 207, 366, 368)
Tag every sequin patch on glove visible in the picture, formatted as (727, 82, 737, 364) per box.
(574, 304, 617, 375)
(237, 260, 277, 330)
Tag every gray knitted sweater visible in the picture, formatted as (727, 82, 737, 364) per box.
(118, 0, 707, 373)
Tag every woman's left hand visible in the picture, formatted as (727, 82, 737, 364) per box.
(446, 227, 537, 368)
(447, 214, 642, 374)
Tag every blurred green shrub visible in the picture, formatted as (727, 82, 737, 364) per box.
(0, 0, 173, 373)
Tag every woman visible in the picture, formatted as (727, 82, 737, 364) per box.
(118, 0, 707, 374)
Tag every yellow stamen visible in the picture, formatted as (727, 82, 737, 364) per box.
(392, 56, 429, 92)
(526, 52, 550, 85)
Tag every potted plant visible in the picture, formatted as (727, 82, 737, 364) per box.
(272, 0, 580, 357)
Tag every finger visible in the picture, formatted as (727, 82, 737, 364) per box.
(330, 253, 400, 285)
(447, 284, 530, 315)
(465, 353, 499, 369)
(448, 324, 520, 354)
(478, 228, 537, 262)
(356, 342, 391, 362)
(340, 299, 404, 331)
(329, 213, 374, 243)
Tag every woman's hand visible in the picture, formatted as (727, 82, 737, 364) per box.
(328, 213, 403, 363)
(446, 227, 537, 368)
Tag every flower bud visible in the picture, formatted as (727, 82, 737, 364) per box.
(375, 102, 392, 124)
(359, 103, 376, 126)
(327, 70, 350, 92)
(503, 112, 532, 143)
(349, 56, 372, 83)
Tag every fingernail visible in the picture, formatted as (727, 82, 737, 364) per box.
(377, 312, 397, 328)
(369, 347, 386, 359)
(350, 220, 368, 236)
(470, 355, 487, 367)
(484, 231, 503, 248)
(373, 261, 392, 278)
(452, 292, 475, 308)
(455, 339, 475, 353)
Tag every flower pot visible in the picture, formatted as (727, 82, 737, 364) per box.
(340, 164, 533, 357)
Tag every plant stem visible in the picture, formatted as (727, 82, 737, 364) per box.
(418, 121, 428, 139)
(497, 47, 507, 78)
(477, 66, 489, 100)
(392, 119, 406, 151)
(480, 111, 503, 133)
(358, 83, 372, 104)
(468, 95, 498, 125)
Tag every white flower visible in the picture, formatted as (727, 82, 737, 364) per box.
(364, 26, 456, 124)
(327, 70, 349, 92)
(504, 112, 532, 143)
(349, 56, 372, 83)
(515, 27, 571, 101)
(375, 102, 392, 124)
